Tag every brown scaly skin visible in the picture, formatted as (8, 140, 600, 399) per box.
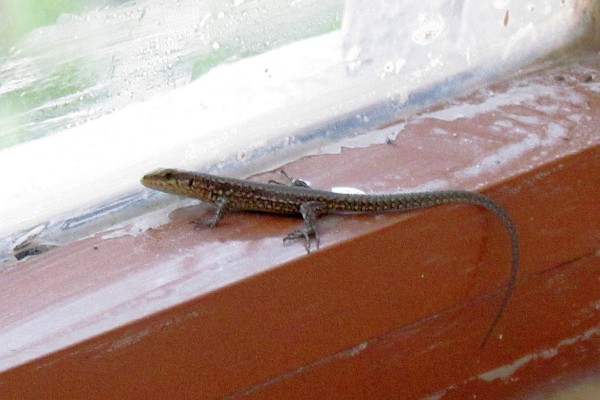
(142, 168, 519, 348)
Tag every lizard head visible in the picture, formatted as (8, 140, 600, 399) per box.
(141, 168, 214, 202)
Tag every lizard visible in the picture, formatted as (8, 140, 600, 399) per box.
(141, 168, 519, 347)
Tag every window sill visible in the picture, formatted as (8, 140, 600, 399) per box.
(1, 54, 599, 399)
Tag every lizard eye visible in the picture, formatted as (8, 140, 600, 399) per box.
(163, 171, 174, 180)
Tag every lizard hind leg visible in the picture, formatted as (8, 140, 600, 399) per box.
(283, 201, 326, 253)
(268, 170, 311, 188)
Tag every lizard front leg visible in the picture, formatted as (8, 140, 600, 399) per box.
(192, 196, 229, 229)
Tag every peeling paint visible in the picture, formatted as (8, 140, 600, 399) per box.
(478, 325, 600, 382)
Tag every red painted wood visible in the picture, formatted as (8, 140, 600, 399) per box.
(1, 54, 599, 399)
